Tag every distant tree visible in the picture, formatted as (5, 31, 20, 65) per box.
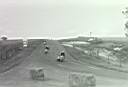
(124, 21, 128, 37)
(1, 35, 8, 40)
(122, 7, 128, 18)
(122, 7, 128, 37)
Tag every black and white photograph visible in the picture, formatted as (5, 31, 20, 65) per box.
(0, 0, 128, 87)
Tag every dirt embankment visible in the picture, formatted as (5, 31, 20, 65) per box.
(0, 39, 42, 73)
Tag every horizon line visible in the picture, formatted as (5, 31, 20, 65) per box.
(6, 35, 126, 40)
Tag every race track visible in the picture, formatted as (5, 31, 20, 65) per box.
(0, 40, 128, 87)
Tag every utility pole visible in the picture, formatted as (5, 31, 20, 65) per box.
(90, 32, 92, 37)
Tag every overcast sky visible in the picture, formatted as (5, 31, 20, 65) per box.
(0, 0, 128, 38)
